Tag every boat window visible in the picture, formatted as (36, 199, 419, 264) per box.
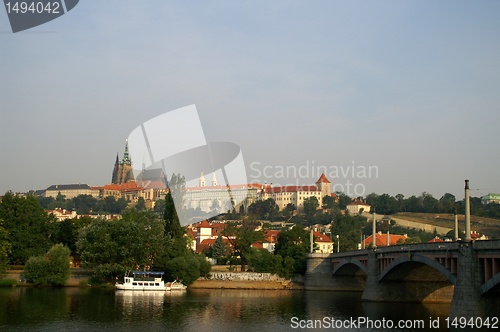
(132, 282, 137, 286)
(138, 283, 143, 286)
(155, 283, 159, 286)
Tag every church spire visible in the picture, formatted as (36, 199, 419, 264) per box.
(198, 169, 206, 187)
(122, 139, 131, 165)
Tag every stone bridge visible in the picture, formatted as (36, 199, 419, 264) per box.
(305, 240, 500, 318)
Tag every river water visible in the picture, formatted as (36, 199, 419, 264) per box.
(0, 287, 452, 331)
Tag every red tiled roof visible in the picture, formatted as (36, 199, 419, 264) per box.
(348, 200, 370, 206)
(263, 230, 280, 243)
(316, 173, 331, 184)
(313, 231, 332, 242)
(265, 185, 319, 194)
(428, 237, 445, 243)
(103, 182, 143, 192)
(363, 233, 407, 247)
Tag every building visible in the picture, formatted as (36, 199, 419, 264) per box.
(346, 199, 371, 215)
(184, 170, 263, 214)
(261, 173, 332, 211)
(46, 208, 78, 221)
(313, 231, 334, 253)
(44, 184, 99, 199)
(111, 140, 134, 185)
(481, 193, 500, 204)
(363, 231, 407, 247)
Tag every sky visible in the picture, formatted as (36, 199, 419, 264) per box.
(1, 1, 499, 200)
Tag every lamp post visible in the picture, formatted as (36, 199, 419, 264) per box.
(359, 230, 363, 250)
(464, 180, 471, 242)
(336, 235, 340, 253)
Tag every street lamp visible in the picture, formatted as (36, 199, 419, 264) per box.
(336, 235, 340, 253)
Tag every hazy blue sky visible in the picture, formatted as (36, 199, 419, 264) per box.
(1, 1, 499, 199)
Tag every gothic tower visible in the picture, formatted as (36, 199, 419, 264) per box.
(111, 140, 135, 185)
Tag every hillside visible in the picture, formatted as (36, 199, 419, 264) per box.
(395, 212, 500, 239)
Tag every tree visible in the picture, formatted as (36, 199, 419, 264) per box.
(72, 194, 97, 214)
(303, 197, 319, 222)
(322, 195, 337, 210)
(135, 197, 146, 210)
(52, 216, 92, 258)
(0, 192, 54, 265)
(274, 225, 311, 276)
(395, 194, 405, 212)
(209, 235, 228, 264)
(439, 193, 456, 213)
(336, 192, 352, 210)
(24, 244, 71, 286)
(0, 220, 11, 275)
(248, 198, 279, 220)
(76, 210, 166, 280)
(223, 222, 264, 272)
(377, 194, 398, 215)
(422, 192, 440, 213)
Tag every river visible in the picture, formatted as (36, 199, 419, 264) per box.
(0, 287, 452, 331)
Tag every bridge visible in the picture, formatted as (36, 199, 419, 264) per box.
(305, 240, 500, 318)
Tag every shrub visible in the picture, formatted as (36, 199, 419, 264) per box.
(0, 278, 17, 287)
(24, 244, 71, 286)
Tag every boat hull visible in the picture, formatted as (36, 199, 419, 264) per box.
(115, 283, 168, 291)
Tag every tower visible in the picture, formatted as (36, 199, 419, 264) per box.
(315, 173, 331, 198)
(211, 173, 218, 186)
(198, 170, 206, 187)
(111, 140, 135, 185)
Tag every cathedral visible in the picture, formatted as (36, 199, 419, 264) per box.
(111, 140, 134, 185)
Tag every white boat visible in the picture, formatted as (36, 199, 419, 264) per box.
(115, 271, 170, 291)
(167, 279, 187, 291)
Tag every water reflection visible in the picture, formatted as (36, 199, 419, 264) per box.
(0, 287, 457, 332)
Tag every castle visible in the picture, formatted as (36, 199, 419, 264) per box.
(111, 140, 134, 185)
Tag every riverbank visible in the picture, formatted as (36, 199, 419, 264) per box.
(189, 279, 303, 290)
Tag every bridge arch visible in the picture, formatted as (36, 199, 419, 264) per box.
(332, 259, 368, 276)
(481, 273, 500, 295)
(378, 254, 456, 285)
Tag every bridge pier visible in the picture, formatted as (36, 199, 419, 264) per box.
(361, 250, 384, 301)
(449, 242, 485, 318)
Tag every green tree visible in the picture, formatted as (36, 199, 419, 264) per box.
(72, 194, 97, 215)
(422, 192, 440, 213)
(439, 193, 456, 213)
(248, 198, 279, 220)
(223, 222, 264, 272)
(0, 192, 54, 265)
(274, 225, 311, 275)
(135, 197, 146, 210)
(0, 220, 11, 275)
(322, 195, 337, 210)
(303, 197, 319, 222)
(247, 248, 282, 274)
(24, 244, 71, 286)
(164, 254, 210, 285)
(52, 216, 92, 258)
(336, 192, 352, 210)
(377, 194, 398, 215)
(209, 235, 228, 264)
(76, 210, 166, 280)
